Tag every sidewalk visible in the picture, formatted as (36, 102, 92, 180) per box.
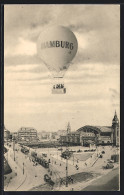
(5, 144, 49, 191)
(4, 147, 27, 191)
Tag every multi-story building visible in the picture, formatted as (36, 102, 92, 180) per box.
(4, 126, 10, 141)
(78, 126, 113, 146)
(38, 131, 52, 140)
(11, 132, 18, 140)
(18, 127, 38, 142)
(51, 132, 58, 140)
(38, 131, 60, 141)
(60, 131, 80, 145)
(60, 111, 119, 146)
(60, 123, 81, 145)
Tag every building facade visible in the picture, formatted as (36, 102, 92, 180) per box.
(60, 111, 119, 146)
(11, 132, 18, 140)
(4, 126, 10, 141)
(60, 132, 80, 145)
(78, 126, 113, 146)
(38, 131, 51, 140)
(18, 127, 38, 142)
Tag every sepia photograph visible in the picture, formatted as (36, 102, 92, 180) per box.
(4, 4, 120, 191)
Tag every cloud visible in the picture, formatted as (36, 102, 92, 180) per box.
(109, 88, 120, 108)
(5, 37, 37, 57)
(5, 67, 51, 81)
(4, 5, 120, 131)
(4, 5, 53, 32)
(14, 38, 36, 56)
(4, 5, 120, 65)
(5, 55, 41, 66)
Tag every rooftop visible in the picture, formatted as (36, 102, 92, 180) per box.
(77, 125, 112, 133)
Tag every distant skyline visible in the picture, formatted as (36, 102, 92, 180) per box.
(4, 5, 120, 132)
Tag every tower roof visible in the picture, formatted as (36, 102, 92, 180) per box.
(113, 110, 119, 120)
(77, 125, 112, 133)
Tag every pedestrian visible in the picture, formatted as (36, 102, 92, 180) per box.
(85, 162, 87, 166)
(71, 178, 73, 184)
(60, 179, 63, 185)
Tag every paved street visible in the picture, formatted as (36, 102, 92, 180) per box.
(4, 144, 119, 191)
(4, 144, 48, 191)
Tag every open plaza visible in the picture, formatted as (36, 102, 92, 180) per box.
(4, 143, 119, 191)
(3, 111, 120, 191)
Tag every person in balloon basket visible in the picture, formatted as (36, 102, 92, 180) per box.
(61, 84, 64, 88)
(53, 84, 64, 89)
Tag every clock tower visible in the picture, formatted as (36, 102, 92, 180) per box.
(67, 122, 71, 134)
(112, 111, 119, 146)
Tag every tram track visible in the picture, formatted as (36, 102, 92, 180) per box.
(15, 173, 27, 191)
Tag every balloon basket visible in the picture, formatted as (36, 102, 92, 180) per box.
(52, 84, 66, 94)
(52, 88, 66, 94)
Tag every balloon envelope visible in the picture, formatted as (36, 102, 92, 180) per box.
(37, 26, 78, 77)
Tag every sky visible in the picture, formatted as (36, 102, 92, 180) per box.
(4, 4, 120, 132)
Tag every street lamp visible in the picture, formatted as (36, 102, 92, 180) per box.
(35, 165, 37, 177)
(23, 162, 24, 175)
(13, 138, 15, 161)
(65, 144, 69, 187)
(66, 156, 68, 187)
(73, 154, 74, 165)
(65, 123, 70, 188)
(7, 149, 8, 162)
(61, 140, 63, 160)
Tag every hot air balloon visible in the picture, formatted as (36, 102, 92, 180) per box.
(37, 25, 78, 94)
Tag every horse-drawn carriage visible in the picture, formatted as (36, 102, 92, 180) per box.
(61, 150, 73, 159)
(44, 174, 55, 186)
(103, 163, 114, 169)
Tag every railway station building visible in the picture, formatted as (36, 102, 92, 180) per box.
(60, 111, 119, 146)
